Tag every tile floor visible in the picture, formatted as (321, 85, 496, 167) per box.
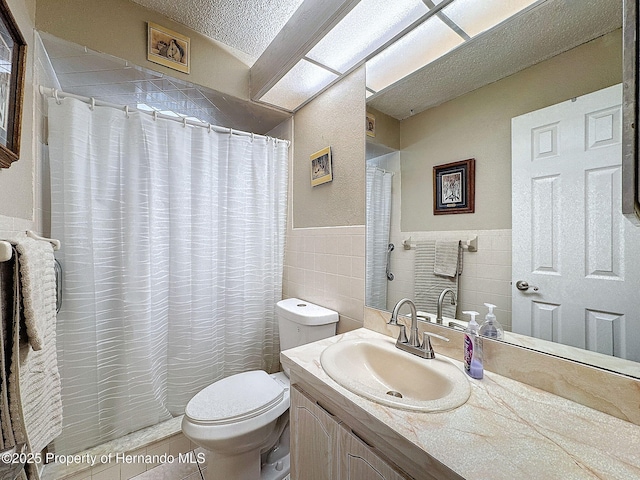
(127, 447, 206, 480)
(42, 417, 290, 480)
(46, 434, 206, 480)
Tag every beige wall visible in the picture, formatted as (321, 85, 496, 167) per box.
(366, 106, 400, 151)
(0, 0, 36, 222)
(35, 0, 250, 100)
(401, 29, 622, 232)
(284, 67, 367, 331)
(292, 67, 366, 228)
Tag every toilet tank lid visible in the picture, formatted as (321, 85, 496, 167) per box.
(276, 298, 339, 326)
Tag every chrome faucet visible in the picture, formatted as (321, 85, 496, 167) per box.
(436, 288, 457, 324)
(389, 298, 420, 347)
(388, 298, 449, 359)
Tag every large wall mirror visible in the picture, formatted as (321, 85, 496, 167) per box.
(365, 0, 640, 379)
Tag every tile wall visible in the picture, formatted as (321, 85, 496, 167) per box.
(367, 151, 512, 328)
(0, 214, 34, 240)
(387, 229, 513, 330)
(282, 225, 366, 333)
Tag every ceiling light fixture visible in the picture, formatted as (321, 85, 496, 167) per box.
(251, 0, 543, 112)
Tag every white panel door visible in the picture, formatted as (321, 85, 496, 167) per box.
(512, 84, 640, 361)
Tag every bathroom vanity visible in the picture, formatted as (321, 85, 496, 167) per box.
(291, 385, 411, 479)
(281, 328, 640, 480)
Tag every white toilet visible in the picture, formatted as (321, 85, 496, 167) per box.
(182, 298, 339, 480)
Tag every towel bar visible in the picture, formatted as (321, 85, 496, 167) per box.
(403, 235, 478, 252)
(26, 230, 61, 251)
(0, 240, 11, 261)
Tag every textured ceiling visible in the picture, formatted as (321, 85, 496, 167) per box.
(43, 0, 623, 126)
(368, 0, 623, 119)
(130, 0, 304, 60)
(130, 0, 622, 120)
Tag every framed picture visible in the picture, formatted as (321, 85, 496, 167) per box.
(366, 112, 376, 137)
(0, 0, 26, 169)
(433, 158, 475, 215)
(147, 22, 190, 74)
(310, 147, 332, 186)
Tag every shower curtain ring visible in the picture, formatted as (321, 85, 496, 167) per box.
(251, 133, 255, 142)
(152, 111, 158, 121)
(207, 123, 212, 133)
(124, 105, 129, 118)
(183, 117, 187, 128)
(89, 97, 95, 111)
(54, 89, 61, 105)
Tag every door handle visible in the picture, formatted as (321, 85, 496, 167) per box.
(516, 280, 539, 292)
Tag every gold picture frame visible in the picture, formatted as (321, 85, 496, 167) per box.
(366, 112, 376, 137)
(310, 147, 333, 187)
(147, 22, 190, 74)
(0, 0, 26, 169)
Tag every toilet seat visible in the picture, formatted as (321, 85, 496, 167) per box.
(185, 371, 285, 425)
(182, 370, 290, 446)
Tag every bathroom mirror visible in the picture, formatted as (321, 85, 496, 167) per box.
(364, 0, 640, 378)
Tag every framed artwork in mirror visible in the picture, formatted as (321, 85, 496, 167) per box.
(310, 146, 332, 186)
(366, 112, 376, 137)
(433, 158, 475, 215)
(0, 0, 26, 169)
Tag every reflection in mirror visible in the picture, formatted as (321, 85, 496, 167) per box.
(365, 0, 640, 378)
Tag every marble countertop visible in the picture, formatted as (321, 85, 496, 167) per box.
(281, 328, 640, 480)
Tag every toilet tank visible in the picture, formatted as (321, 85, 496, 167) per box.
(276, 298, 338, 351)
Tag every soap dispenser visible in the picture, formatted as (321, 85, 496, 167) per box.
(479, 303, 504, 340)
(462, 311, 483, 379)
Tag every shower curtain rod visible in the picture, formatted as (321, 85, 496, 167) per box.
(39, 86, 290, 146)
(370, 166, 394, 175)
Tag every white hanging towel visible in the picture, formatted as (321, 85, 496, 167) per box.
(9, 237, 63, 454)
(434, 240, 460, 278)
(414, 241, 457, 318)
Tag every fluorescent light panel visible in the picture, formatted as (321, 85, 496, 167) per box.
(366, 15, 464, 93)
(306, 0, 433, 74)
(258, 0, 543, 109)
(260, 59, 338, 111)
(442, 0, 540, 37)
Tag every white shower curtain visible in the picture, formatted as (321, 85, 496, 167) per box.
(365, 166, 393, 311)
(47, 97, 288, 454)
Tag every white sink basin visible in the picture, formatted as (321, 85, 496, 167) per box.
(320, 338, 471, 412)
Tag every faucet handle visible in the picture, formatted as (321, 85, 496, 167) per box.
(395, 324, 408, 344)
(388, 313, 409, 344)
(421, 332, 450, 359)
(423, 332, 450, 343)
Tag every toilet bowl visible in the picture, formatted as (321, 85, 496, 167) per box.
(181, 299, 338, 480)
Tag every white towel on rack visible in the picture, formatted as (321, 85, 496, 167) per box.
(8, 237, 63, 455)
(414, 241, 457, 317)
(434, 240, 460, 278)
(14, 237, 56, 351)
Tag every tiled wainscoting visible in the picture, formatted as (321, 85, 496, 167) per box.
(283, 225, 365, 333)
(387, 229, 512, 330)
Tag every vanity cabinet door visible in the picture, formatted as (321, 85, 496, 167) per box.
(290, 385, 340, 480)
(339, 424, 411, 480)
